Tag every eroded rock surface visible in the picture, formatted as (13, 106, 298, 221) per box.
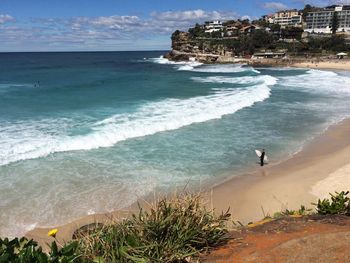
(203, 215, 350, 263)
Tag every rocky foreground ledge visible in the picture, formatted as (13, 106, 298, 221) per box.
(202, 215, 350, 262)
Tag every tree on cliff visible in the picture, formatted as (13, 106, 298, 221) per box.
(281, 27, 303, 40)
(171, 30, 181, 42)
(188, 24, 207, 38)
(331, 12, 339, 35)
(301, 4, 316, 20)
(251, 30, 274, 48)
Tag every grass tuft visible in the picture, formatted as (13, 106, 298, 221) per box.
(75, 194, 231, 262)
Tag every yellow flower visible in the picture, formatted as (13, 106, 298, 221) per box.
(48, 228, 58, 238)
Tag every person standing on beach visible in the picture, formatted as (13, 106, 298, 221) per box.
(260, 149, 265, 167)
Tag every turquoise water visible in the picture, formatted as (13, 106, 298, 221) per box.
(1, 51, 350, 237)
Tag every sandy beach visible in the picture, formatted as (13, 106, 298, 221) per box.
(212, 118, 350, 224)
(248, 58, 350, 71)
(291, 60, 350, 71)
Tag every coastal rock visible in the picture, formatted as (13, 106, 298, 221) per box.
(203, 215, 350, 262)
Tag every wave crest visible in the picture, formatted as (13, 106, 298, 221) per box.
(0, 77, 276, 166)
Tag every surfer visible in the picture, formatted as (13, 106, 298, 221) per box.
(260, 149, 265, 167)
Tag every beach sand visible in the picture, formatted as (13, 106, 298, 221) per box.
(211, 118, 350, 224)
(291, 60, 350, 71)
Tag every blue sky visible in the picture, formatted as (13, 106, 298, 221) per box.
(0, 0, 346, 51)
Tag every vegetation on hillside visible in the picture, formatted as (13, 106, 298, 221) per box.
(171, 4, 350, 57)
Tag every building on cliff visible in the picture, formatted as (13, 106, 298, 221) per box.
(264, 9, 303, 27)
(305, 5, 350, 34)
(204, 21, 223, 33)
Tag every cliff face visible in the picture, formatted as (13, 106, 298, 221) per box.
(165, 31, 235, 63)
(171, 31, 192, 51)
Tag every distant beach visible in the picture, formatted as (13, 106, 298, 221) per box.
(291, 60, 350, 71)
(249, 57, 350, 71)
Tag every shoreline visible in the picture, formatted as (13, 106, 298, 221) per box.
(211, 117, 350, 224)
(25, 117, 350, 247)
(165, 50, 350, 71)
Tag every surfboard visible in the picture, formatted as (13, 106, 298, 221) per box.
(255, 150, 268, 162)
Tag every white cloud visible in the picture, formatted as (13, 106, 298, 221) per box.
(241, 15, 251, 20)
(0, 9, 240, 51)
(79, 16, 141, 28)
(263, 2, 289, 10)
(0, 14, 15, 24)
(151, 9, 238, 22)
(330, 0, 350, 4)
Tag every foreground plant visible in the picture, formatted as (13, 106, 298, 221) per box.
(314, 191, 350, 215)
(271, 205, 312, 219)
(0, 237, 80, 263)
(75, 194, 231, 262)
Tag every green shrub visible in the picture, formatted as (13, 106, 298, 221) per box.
(48, 241, 81, 262)
(76, 194, 231, 262)
(0, 237, 81, 263)
(0, 237, 47, 263)
(314, 191, 350, 215)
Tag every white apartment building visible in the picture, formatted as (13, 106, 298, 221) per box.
(264, 10, 302, 27)
(305, 5, 350, 33)
(204, 20, 223, 33)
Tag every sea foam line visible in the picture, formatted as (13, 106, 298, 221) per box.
(281, 69, 350, 95)
(149, 56, 260, 73)
(0, 76, 277, 166)
(191, 75, 268, 85)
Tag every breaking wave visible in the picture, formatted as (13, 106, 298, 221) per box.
(281, 69, 350, 95)
(191, 75, 275, 85)
(149, 56, 259, 73)
(0, 77, 276, 166)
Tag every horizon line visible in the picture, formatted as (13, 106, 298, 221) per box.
(0, 49, 170, 53)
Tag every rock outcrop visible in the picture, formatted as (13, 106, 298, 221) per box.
(203, 215, 350, 262)
(166, 30, 236, 63)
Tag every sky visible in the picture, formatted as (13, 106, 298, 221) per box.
(0, 0, 349, 52)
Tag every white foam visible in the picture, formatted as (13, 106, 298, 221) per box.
(178, 64, 196, 71)
(1, 222, 37, 239)
(0, 83, 34, 94)
(281, 69, 350, 95)
(189, 64, 260, 73)
(87, 209, 96, 215)
(0, 77, 276, 166)
(149, 56, 261, 73)
(191, 75, 269, 85)
(149, 56, 179, 65)
(149, 56, 203, 69)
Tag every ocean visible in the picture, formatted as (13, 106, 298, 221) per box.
(1, 51, 350, 237)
